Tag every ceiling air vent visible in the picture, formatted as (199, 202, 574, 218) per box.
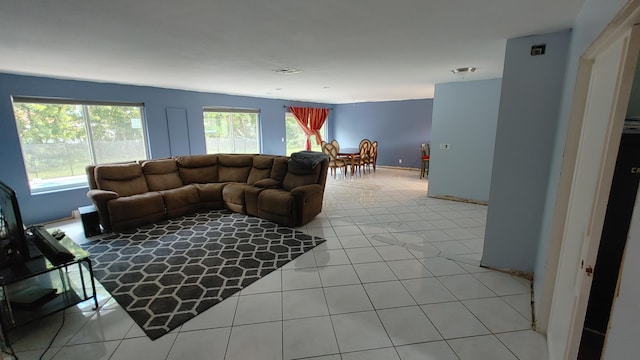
(273, 68, 302, 75)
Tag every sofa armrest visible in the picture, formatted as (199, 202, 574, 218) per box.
(87, 189, 119, 202)
(86, 189, 119, 233)
(290, 184, 325, 226)
(290, 184, 323, 199)
(254, 178, 282, 189)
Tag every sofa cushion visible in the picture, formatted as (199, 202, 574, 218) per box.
(271, 157, 289, 181)
(175, 154, 219, 183)
(218, 155, 253, 183)
(247, 155, 275, 184)
(222, 183, 253, 213)
(142, 159, 183, 191)
(107, 192, 165, 223)
(194, 183, 226, 203)
(107, 192, 166, 232)
(257, 189, 297, 227)
(160, 185, 200, 218)
(95, 163, 149, 197)
(244, 186, 263, 216)
(254, 178, 281, 189)
(87, 161, 137, 190)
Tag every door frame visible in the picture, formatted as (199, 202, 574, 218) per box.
(542, 3, 640, 359)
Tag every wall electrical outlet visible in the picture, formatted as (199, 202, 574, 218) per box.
(399, 159, 403, 164)
(440, 143, 451, 150)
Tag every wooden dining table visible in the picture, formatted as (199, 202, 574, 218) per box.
(338, 147, 360, 176)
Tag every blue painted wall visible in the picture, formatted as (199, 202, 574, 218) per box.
(0, 73, 332, 224)
(482, 30, 571, 273)
(429, 79, 502, 202)
(332, 99, 433, 168)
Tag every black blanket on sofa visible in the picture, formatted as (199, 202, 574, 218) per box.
(289, 151, 329, 170)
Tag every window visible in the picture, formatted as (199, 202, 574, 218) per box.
(203, 108, 260, 154)
(12, 98, 147, 193)
(285, 112, 327, 155)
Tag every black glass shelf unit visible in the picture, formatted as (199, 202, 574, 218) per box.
(0, 234, 98, 344)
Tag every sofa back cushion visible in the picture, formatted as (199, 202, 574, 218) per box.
(175, 154, 219, 183)
(95, 163, 149, 197)
(282, 162, 322, 191)
(87, 160, 137, 190)
(142, 159, 183, 191)
(247, 155, 275, 184)
(271, 157, 289, 182)
(218, 155, 254, 183)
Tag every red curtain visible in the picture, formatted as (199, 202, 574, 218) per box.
(289, 106, 330, 151)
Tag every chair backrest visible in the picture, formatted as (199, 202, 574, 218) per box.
(321, 141, 329, 154)
(325, 143, 339, 161)
(359, 141, 370, 157)
(330, 139, 340, 152)
(369, 140, 377, 157)
(421, 143, 430, 158)
(359, 138, 371, 148)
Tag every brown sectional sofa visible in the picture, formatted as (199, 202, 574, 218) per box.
(86, 153, 329, 233)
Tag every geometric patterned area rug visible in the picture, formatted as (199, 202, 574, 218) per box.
(79, 209, 326, 340)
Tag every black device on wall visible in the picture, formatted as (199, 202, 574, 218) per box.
(0, 181, 30, 268)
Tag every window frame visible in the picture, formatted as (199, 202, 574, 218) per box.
(202, 107, 261, 154)
(11, 97, 149, 194)
(285, 111, 328, 155)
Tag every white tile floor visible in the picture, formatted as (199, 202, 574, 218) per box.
(6, 168, 548, 360)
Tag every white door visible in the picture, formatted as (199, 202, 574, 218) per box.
(546, 25, 640, 360)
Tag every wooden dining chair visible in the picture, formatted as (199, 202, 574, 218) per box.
(330, 139, 340, 152)
(332, 139, 353, 170)
(420, 143, 430, 179)
(356, 139, 372, 173)
(325, 143, 347, 177)
(367, 140, 378, 172)
(354, 140, 370, 174)
(359, 138, 371, 149)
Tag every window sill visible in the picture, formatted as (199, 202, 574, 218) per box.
(30, 183, 89, 195)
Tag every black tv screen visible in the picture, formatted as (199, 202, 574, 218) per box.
(0, 181, 29, 267)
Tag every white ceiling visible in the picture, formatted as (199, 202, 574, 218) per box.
(0, 0, 585, 104)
